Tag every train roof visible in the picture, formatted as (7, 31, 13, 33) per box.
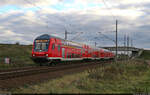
(35, 34, 84, 45)
(35, 34, 62, 40)
(35, 34, 111, 51)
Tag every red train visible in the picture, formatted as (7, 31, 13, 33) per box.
(32, 34, 115, 63)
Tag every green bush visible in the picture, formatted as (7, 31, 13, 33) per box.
(139, 50, 150, 60)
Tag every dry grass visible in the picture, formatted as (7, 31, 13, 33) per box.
(11, 59, 150, 94)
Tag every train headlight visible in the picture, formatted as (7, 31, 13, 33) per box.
(33, 54, 35, 56)
(46, 54, 48, 57)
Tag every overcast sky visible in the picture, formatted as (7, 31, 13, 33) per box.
(0, 0, 149, 48)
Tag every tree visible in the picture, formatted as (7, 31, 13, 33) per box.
(15, 42, 20, 45)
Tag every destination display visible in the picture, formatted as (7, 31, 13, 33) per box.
(35, 40, 49, 43)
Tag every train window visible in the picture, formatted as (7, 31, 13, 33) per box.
(58, 45, 61, 51)
(35, 43, 41, 50)
(41, 43, 47, 50)
(52, 44, 55, 49)
(34, 42, 49, 51)
(84, 49, 85, 53)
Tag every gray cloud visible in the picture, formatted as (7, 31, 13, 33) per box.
(0, 0, 150, 49)
(0, 0, 61, 7)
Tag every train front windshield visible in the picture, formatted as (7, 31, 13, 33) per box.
(34, 40, 49, 52)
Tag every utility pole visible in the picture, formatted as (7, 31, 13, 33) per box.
(131, 38, 133, 47)
(98, 20, 118, 61)
(124, 34, 126, 55)
(115, 20, 118, 61)
(65, 29, 67, 40)
(95, 42, 97, 48)
(127, 35, 129, 58)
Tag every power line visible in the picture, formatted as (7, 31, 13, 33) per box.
(102, 0, 118, 60)
(71, 32, 83, 41)
(98, 32, 115, 43)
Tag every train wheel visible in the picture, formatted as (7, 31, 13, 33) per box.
(49, 62, 56, 66)
(47, 59, 53, 66)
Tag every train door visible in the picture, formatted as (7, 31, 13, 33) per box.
(62, 48, 65, 58)
(57, 44, 61, 57)
(51, 42, 55, 57)
(55, 39, 61, 57)
(50, 38, 57, 57)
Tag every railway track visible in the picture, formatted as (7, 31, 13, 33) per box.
(0, 60, 113, 89)
(0, 66, 38, 73)
(0, 61, 108, 80)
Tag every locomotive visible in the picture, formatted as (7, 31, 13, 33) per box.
(32, 34, 115, 63)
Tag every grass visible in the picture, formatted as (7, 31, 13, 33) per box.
(0, 44, 150, 93)
(12, 59, 150, 94)
(0, 44, 35, 69)
(139, 50, 150, 60)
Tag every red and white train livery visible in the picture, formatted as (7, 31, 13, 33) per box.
(32, 34, 115, 61)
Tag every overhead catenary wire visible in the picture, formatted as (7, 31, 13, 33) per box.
(24, 0, 120, 46)
(24, 0, 86, 41)
(71, 32, 83, 41)
(98, 32, 115, 43)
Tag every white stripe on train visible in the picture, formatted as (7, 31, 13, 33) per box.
(47, 57, 113, 61)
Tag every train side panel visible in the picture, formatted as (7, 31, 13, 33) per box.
(32, 34, 115, 63)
